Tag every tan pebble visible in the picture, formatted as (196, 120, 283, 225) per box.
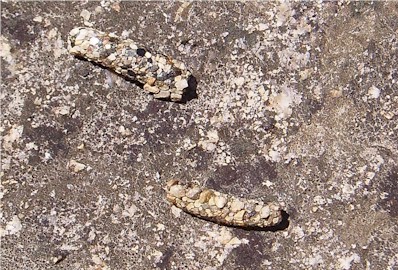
(194, 200, 202, 208)
(146, 77, 156, 85)
(122, 58, 132, 66)
(190, 207, 200, 215)
(92, 51, 100, 59)
(186, 203, 195, 211)
(237, 221, 245, 226)
(271, 203, 281, 211)
(221, 207, 230, 216)
(173, 61, 186, 70)
(273, 216, 281, 224)
(210, 207, 220, 216)
(234, 210, 246, 221)
(208, 196, 215, 206)
(69, 160, 86, 172)
(227, 237, 242, 246)
(80, 40, 90, 50)
(225, 215, 233, 222)
(159, 84, 170, 91)
(166, 194, 175, 203)
(215, 196, 227, 209)
(198, 190, 213, 203)
(169, 185, 186, 198)
(167, 179, 179, 188)
(252, 214, 261, 223)
(260, 205, 270, 218)
(170, 93, 182, 101)
(69, 47, 80, 55)
(139, 67, 148, 73)
(201, 203, 210, 210)
(154, 91, 170, 99)
(74, 39, 83, 46)
(230, 200, 245, 212)
(254, 204, 263, 212)
(163, 64, 171, 72)
(218, 228, 233, 244)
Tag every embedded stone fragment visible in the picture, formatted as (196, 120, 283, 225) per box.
(230, 200, 245, 212)
(175, 78, 189, 91)
(170, 93, 183, 102)
(234, 210, 246, 221)
(146, 77, 156, 86)
(185, 186, 202, 200)
(68, 159, 86, 173)
(198, 189, 214, 203)
(166, 180, 283, 228)
(154, 91, 170, 99)
(143, 84, 160, 94)
(68, 27, 192, 102)
(260, 205, 271, 218)
(168, 184, 186, 198)
(214, 196, 227, 209)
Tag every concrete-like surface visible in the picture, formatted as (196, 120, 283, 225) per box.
(1, 1, 397, 269)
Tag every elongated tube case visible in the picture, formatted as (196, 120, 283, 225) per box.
(166, 180, 283, 228)
(68, 27, 192, 102)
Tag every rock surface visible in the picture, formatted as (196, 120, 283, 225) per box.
(1, 2, 397, 270)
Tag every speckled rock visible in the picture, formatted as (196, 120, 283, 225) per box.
(1, 1, 397, 270)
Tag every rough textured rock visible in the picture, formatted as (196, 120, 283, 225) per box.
(1, 1, 397, 270)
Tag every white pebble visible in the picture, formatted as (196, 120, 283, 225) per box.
(169, 185, 186, 198)
(75, 29, 88, 41)
(175, 79, 188, 90)
(144, 51, 152, 58)
(368, 86, 380, 99)
(230, 200, 245, 212)
(69, 27, 80, 37)
(69, 160, 86, 173)
(260, 205, 270, 218)
(80, 9, 91, 21)
(89, 37, 100, 45)
(215, 196, 227, 208)
(107, 53, 116, 61)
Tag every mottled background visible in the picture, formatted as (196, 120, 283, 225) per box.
(1, 1, 397, 269)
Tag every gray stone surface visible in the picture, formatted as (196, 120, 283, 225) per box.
(1, 1, 397, 269)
